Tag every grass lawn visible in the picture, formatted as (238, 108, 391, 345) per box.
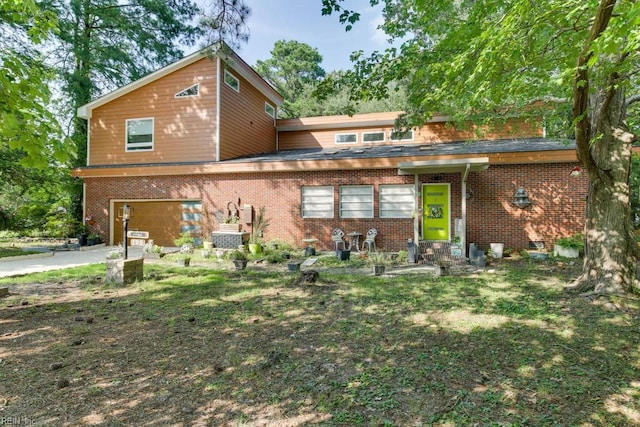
(0, 259, 639, 426)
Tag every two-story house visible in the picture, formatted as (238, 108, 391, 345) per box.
(72, 43, 587, 256)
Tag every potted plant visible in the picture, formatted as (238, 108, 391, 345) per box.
(202, 238, 214, 251)
(368, 251, 389, 275)
(142, 242, 164, 259)
(76, 223, 89, 246)
(228, 249, 248, 270)
(174, 232, 195, 252)
(87, 232, 101, 246)
(219, 214, 241, 232)
(554, 233, 583, 258)
(248, 207, 270, 255)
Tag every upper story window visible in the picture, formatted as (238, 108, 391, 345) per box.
(379, 184, 415, 218)
(302, 186, 334, 218)
(335, 133, 357, 144)
(389, 129, 414, 142)
(175, 83, 199, 98)
(340, 185, 373, 218)
(264, 102, 275, 118)
(126, 118, 154, 152)
(224, 70, 240, 92)
(362, 131, 385, 143)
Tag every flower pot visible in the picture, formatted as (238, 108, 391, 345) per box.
(219, 223, 242, 232)
(233, 259, 247, 270)
(337, 249, 350, 260)
(287, 262, 301, 273)
(203, 241, 214, 250)
(528, 251, 549, 261)
(490, 243, 504, 259)
(304, 246, 316, 256)
(177, 258, 191, 267)
(248, 243, 262, 255)
(373, 264, 386, 275)
(553, 244, 579, 258)
(77, 234, 88, 246)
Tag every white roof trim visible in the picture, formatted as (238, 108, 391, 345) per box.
(398, 157, 490, 175)
(77, 42, 283, 119)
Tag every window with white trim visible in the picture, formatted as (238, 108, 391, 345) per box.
(264, 102, 275, 118)
(224, 70, 240, 92)
(302, 186, 334, 218)
(362, 131, 385, 143)
(389, 129, 414, 142)
(340, 185, 373, 218)
(335, 133, 357, 144)
(175, 83, 199, 98)
(379, 185, 415, 218)
(126, 118, 154, 151)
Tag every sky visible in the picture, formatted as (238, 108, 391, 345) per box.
(221, 0, 392, 72)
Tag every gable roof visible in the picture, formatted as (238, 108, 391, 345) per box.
(77, 42, 284, 119)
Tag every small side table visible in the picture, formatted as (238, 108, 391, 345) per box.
(302, 238, 318, 256)
(346, 232, 362, 252)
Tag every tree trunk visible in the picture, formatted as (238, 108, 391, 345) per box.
(569, 86, 638, 295)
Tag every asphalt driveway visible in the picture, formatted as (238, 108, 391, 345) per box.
(0, 246, 143, 278)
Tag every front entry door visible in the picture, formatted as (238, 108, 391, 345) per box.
(422, 183, 450, 241)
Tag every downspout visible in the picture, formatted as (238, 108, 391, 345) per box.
(461, 163, 471, 259)
(414, 174, 420, 244)
(215, 57, 221, 161)
(275, 114, 278, 152)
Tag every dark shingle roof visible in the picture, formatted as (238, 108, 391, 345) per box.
(228, 137, 575, 163)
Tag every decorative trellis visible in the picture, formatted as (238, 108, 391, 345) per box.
(418, 241, 466, 266)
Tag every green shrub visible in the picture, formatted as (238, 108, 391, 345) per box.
(173, 232, 195, 247)
(226, 250, 247, 261)
(555, 233, 584, 250)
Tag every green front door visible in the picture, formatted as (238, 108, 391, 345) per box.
(422, 183, 450, 241)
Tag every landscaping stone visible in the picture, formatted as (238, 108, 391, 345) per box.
(106, 258, 144, 285)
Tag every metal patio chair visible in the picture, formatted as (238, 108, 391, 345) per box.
(331, 228, 346, 251)
(361, 228, 377, 252)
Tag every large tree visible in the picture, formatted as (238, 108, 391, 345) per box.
(42, 0, 251, 220)
(0, 0, 69, 168)
(254, 40, 326, 118)
(41, 0, 204, 166)
(323, 0, 640, 295)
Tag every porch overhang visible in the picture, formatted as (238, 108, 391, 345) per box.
(397, 157, 490, 176)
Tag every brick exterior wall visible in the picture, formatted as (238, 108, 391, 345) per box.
(84, 162, 587, 253)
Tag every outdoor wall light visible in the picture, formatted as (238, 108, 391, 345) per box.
(513, 187, 531, 208)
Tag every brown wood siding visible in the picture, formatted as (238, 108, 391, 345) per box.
(218, 60, 276, 160)
(277, 117, 543, 150)
(89, 58, 218, 166)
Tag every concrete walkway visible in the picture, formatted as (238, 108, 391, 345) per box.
(0, 246, 143, 278)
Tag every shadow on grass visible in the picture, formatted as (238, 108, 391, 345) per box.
(0, 261, 639, 426)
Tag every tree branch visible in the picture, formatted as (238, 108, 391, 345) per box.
(627, 94, 640, 106)
(573, 0, 617, 172)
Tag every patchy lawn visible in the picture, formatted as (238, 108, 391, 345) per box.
(0, 259, 639, 426)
